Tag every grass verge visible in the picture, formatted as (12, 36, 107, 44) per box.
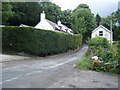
(76, 56, 93, 70)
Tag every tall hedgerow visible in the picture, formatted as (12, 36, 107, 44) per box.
(2, 26, 82, 56)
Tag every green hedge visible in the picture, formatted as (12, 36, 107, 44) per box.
(89, 37, 110, 48)
(2, 26, 82, 56)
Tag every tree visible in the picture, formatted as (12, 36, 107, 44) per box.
(73, 4, 90, 12)
(112, 9, 120, 40)
(112, 9, 120, 24)
(102, 16, 111, 30)
(95, 13, 101, 26)
(2, 2, 62, 26)
(2, 2, 14, 25)
(41, 2, 61, 23)
(72, 8, 96, 41)
(58, 9, 73, 28)
(0, 2, 2, 25)
(8, 2, 43, 26)
(102, 9, 120, 41)
(72, 17, 86, 34)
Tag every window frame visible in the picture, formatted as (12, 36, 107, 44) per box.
(99, 31, 103, 36)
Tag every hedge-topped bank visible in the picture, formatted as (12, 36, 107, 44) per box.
(2, 26, 82, 56)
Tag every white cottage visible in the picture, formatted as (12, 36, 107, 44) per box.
(35, 11, 73, 34)
(19, 24, 29, 27)
(0, 25, 5, 27)
(91, 25, 113, 43)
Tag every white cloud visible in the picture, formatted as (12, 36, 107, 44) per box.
(52, 0, 119, 17)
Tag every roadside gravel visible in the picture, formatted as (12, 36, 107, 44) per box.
(0, 54, 30, 63)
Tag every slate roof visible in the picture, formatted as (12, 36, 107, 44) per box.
(46, 19, 72, 32)
(59, 24, 72, 31)
(46, 19, 60, 30)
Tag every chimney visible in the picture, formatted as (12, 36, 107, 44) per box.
(57, 20, 61, 26)
(99, 22, 103, 26)
(41, 11, 45, 21)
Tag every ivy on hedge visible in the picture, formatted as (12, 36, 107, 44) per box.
(2, 26, 82, 56)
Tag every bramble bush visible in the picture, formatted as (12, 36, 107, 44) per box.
(2, 26, 82, 56)
(86, 37, 110, 57)
(102, 51, 113, 62)
(77, 37, 119, 74)
(89, 37, 119, 73)
(88, 37, 110, 48)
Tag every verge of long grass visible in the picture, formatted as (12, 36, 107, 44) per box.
(76, 56, 93, 70)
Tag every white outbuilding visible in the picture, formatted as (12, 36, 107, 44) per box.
(91, 25, 113, 43)
(35, 11, 73, 34)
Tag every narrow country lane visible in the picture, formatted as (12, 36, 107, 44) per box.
(2, 45, 118, 88)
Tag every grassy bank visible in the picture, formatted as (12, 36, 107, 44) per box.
(77, 37, 119, 74)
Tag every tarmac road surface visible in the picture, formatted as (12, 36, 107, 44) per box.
(1, 45, 118, 88)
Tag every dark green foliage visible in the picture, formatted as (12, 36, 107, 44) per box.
(2, 26, 82, 56)
(86, 37, 119, 74)
(112, 9, 120, 24)
(2, 2, 43, 26)
(89, 37, 110, 48)
(102, 51, 113, 62)
(72, 8, 96, 41)
(102, 16, 110, 30)
(2, 2, 73, 28)
(113, 26, 120, 41)
(73, 4, 90, 12)
(58, 9, 73, 28)
(102, 9, 120, 41)
(2, 2, 15, 25)
(41, 2, 61, 23)
(9, 2, 43, 26)
(95, 13, 101, 26)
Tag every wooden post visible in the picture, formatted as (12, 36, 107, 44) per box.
(110, 19, 113, 47)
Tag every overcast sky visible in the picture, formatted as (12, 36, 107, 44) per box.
(51, 0, 119, 17)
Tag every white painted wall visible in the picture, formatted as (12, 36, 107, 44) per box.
(35, 11, 55, 31)
(35, 12, 73, 34)
(91, 28, 111, 42)
(35, 19, 55, 31)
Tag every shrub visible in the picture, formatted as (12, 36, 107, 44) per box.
(88, 39, 119, 73)
(89, 37, 110, 48)
(81, 37, 119, 74)
(2, 26, 82, 56)
(87, 37, 110, 57)
(102, 51, 113, 62)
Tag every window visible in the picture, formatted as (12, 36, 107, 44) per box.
(99, 31, 103, 36)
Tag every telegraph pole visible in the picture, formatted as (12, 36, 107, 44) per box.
(110, 18, 113, 47)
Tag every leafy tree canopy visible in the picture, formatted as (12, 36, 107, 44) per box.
(72, 8, 96, 41)
(41, 2, 61, 23)
(73, 4, 90, 12)
(95, 13, 101, 26)
(58, 9, 73, 28)
(2, 2, 15, 25)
